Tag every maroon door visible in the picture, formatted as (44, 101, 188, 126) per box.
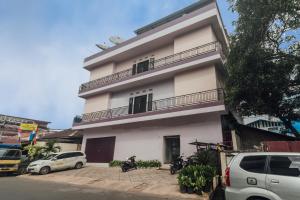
(85, 137, 116, 163)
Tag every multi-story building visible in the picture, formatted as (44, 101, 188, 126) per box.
(73, 0, 229, 163)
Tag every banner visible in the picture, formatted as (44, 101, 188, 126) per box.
(20, 123, 38, 131)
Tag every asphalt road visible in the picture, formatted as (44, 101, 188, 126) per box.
(0, 176, 176, 200)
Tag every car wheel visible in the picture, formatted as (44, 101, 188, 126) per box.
(74, 162, 83, 169)
(39, 166, 50, 175)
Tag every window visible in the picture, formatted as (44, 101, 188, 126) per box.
(128, 93, 153, 114)
(269, 156, 300, 177)
(240, 156, 267, 173)
(56, 154, 68, 160)
(69, 152, 84, 157)
(132, 58, 154, 75)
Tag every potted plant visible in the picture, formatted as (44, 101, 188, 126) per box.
(194, 176, 206, 195)
(186, 177, 194, 194)
(202, 165, 216, 193)
(178, 175, 188, 193)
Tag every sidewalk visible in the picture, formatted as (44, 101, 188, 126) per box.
(20, 166, 211, 199)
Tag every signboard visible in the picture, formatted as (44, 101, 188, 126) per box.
(20, 123, 38, 131)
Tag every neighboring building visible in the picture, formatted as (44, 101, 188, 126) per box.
(73, 0, 229, 163)
(0, 114, 50, 144)
(38, 129, 83, 151)
(243, 115, 289, 134)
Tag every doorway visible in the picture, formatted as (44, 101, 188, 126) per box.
(133, 95, 147, 114)
(164, 136, 180, 164)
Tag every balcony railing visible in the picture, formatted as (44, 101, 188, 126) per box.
(73, 89, 224, 126)
(79, 41, 224, 94)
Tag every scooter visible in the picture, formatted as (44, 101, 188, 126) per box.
(121, 156, 137, 172)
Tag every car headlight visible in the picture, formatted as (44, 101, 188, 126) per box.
(29, 164, 37, 167)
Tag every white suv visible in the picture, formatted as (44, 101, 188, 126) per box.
(27, 151, 87, 175)
(225, 152, 300, 200)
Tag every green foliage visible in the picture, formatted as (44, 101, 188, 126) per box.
(178, 165, 216, 194)
(24, 140, 61, 161)
(42, 140, 61, 156)
(109, 159, 162, 168)
(24, 145, 44, 161)
(109, 160, 123, 167)
(192, 150, 218, 168)
(226, 0, 300, 137)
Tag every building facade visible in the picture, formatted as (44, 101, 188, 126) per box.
(73, 0, 229, 163)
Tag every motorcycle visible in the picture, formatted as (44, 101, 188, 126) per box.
(170, 155, 185, 175)
(170, 155, 194, 175)
(121, 156, 137, 172)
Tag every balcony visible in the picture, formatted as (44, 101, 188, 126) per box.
(73, 89, 225, 128)
(79, 41, 225, 95)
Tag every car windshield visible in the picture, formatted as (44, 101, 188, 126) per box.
(0, 149, 21, 160)
(43, 154, 58, 160)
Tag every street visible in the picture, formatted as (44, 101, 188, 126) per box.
(0, 176, 176, 200)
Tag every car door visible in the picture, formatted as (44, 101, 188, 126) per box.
(52, 153, 68, 170)
(266, 155, 300, 200)
(233, 155, 268, 190)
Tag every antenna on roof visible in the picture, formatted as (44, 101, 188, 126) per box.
(109, 36, 125, 45)
(95, 42, 110, 50)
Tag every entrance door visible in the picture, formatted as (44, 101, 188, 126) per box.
(85, 137, 116, 163)
(164, 136, 180, 163)
(133, 95, 147, 114)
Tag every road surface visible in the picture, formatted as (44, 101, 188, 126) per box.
(0, 176, 175, 200)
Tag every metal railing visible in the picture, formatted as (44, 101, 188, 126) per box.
(73, 89, 224, 125)
(79, 41, 223, 94)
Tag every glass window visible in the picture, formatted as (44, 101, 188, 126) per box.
(269, 156, 300, 177)
(56, 154, 68, 159)
(240, 156, 267, 173)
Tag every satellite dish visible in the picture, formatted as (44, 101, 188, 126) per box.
(96, 43, 110, 50)
(109, 36, 124, 45)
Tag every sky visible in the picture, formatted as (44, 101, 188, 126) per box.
(0, 0, 235, 129)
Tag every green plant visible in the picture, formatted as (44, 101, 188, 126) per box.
(42, 140, 61, 156)
(177, 165, 216, 195)
(24, 145, 44, 161)
(109, 160, 123, 167)
(109, 159, 162, 168)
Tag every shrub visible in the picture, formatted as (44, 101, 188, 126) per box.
(109, 160, 123, 167)
(177, 165, 216, 194)
(109, 159, 162, 168)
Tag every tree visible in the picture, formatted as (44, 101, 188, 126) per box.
(24, 145, 44, 161)
(42, 140, 61, 156)
(226, 0, 300, 137)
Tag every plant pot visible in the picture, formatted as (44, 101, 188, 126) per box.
(187, 187, 194, 194)
(179, 185, 187, 193)
(195, 190, 203, 195)
(203, 182, 212, 193)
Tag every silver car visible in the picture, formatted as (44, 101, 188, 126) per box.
(225, 152, 300, 200)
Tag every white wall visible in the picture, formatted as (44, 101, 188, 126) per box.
(110, 79, 174, 108)
(81, 113, 223, 163)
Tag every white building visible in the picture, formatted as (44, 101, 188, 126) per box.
(73, 0, 229, 163)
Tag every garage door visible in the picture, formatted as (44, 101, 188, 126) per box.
(85, 136, 116, 163)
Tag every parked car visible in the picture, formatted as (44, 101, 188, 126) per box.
(225, 152, 300, 200)
(27, 151, 87, 175)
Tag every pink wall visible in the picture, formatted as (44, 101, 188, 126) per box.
(81, 113, 223, 163)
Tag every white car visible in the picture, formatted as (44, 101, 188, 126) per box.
(27, 151, 87, 175)
(225, 152, 300, 200)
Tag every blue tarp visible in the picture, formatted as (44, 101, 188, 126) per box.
(293, 121, 300, 132)
(0, 144, 21, 149)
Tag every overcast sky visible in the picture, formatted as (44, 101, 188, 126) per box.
(0, 0, 235, 129)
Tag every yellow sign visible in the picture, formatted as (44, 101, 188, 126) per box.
(20, 123, 38, 131)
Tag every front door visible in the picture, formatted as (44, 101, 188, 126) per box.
(133, 95, 147, 114)
(85, 137, 116, 163)
(164, 136, 180, 164)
